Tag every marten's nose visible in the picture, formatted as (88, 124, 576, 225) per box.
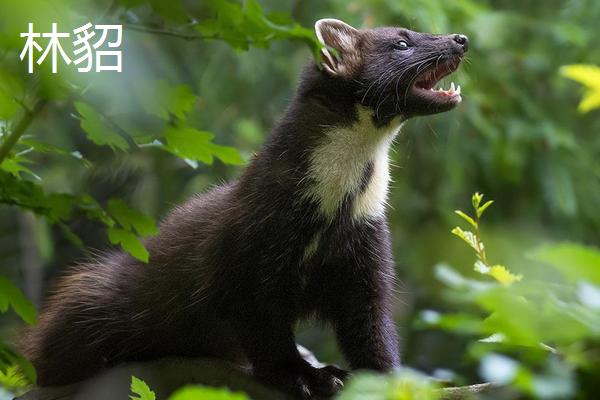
(453, 34, 469, 52)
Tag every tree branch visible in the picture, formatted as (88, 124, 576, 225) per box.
(96, 109, 139, 150)
(440, 382, 494, 399)
(0, 99, 46, 163)
(125, 24, 218, 41)
(124, 24, 253, 45)
(17, 356, 494, 400)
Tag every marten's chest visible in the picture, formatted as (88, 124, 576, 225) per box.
(289, 108, 401, 285)
(235, 108, 400, 289)
(301, 107, 402, 223)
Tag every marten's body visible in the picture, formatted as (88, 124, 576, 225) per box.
(23, 19, 468, 398)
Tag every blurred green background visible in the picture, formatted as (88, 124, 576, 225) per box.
(1, 0, 600, 398)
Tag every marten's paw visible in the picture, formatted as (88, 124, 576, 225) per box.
(256, 363, 346, 399)
(319, 364, 350, 382)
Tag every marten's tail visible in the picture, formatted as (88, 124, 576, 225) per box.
(22, 314, 105, 385)
(21, 261, 126, 386)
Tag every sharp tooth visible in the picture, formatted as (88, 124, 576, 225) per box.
(450, 82, 455, 92)
(456, 85, 461, 95)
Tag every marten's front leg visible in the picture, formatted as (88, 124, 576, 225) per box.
(233, 311, 344, 399)
(328, 227, 401, 372)
(333, 296, 401, 371)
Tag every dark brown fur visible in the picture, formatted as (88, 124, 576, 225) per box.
(22, 20, 468, 398)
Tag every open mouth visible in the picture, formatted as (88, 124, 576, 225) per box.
(412, 57, 462, 104)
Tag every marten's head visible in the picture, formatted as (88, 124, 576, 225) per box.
(314, 19, 468, 123)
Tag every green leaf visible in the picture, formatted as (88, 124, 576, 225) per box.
(472, 192, 484, 210)
(107, 199, 158, 237)
(474, 260, 522, 286)
(454, 210, 477, 229)
(108, 228, 149, 263)
(12, 352, 36, 384)
(478, 290, 542, 346)
(137, 80, 197, 121)
(169, 386, 250, 400)
(0, 68, 22, 120)
(0, 171, 66, 219)
(477, 200, 494, 217)
(416, 310, 484, 335)
(560, 64, 600, 91)
(164, 126, 215, 164)
(197, 0, 319, 52)
(0, 156, 39, 180)
(0, 91, 19, 120)
(578, 90, 600, 113)
(44, 193, 77, 222)
(477, 286, 590, 346)
(167, 85, 197, 120)
(561, 64, 600, 112)
(74, 102, 129, 151)
(0, 172, 113, 232)
(0, 275, 37, 325)
(149, 0, 187, 23)
(77, 194, 114, 227)
(451, 227, 480, 253)
(119, 0, 187, 22)
(337, 370, 439, 400)
(207, 143, 245, 165)
(488, 265, 523, 285)
(130, 376, 156, 400)
(0, 344, 36, 384)
(19, 138, 91, 166)
(530, 243, 600, 285)
(200, 0, 248, 49)
(0, 365, 28, 390)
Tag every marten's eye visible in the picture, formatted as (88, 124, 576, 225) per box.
(394, 40, 410, 50)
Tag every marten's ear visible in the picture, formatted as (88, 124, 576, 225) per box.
(315, 19, 360, 76)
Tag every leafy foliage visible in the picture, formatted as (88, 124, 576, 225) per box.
(138, 81, 197, 121)
(163, 126, 245, 166)
(129, 376, 250, 400)
(0, 366, 29, 392)
(337, 369, 439, 400)
(196, 0, 320, 55)
(531, 242, 600, 284)
(0, 343, 36, 385)
(74, 102, 131, 151)
(420, 193, 600, 399)
(0, 276, 36, 325)
(452, 192, 522, 285)
(107, 199, 159, 262)
(131, 372, 440, 400)
(0, 0, 257, 261)
(0, 277, 36, 385)
(169, 385, 249, 400)
(561, 64, 600, 112)
(0, 0, 315, 395)
(130, 376, 156, 400)
(2, 0, 600, 399)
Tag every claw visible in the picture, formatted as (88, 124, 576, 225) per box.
(333, 377, 344, 388)
(301, 384, 312, 399)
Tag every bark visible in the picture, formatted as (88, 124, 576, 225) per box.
(16, 355, 493, 400)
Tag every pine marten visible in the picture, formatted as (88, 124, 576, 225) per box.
(23, 19, 468, 399)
